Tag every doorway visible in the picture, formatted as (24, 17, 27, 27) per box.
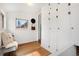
(0, 13, 4, 30)
(38, 14, 41, 44)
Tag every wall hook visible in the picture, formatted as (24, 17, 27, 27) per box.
(56, 8, 58, 11)
(68, 3, 71, 6)
(68, 11, 71, 15)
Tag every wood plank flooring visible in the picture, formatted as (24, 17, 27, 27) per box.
(4, 41, 51, 56)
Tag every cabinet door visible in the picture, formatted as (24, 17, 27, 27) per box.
(71, 3, 79, 45)
(50, 3, 58, 32)
(57, 3, 70, 52)
(41, 5, 51, 51)
(50, 3, 59, 55)
(53, 3, 72, 54)
(58, 3, 71, 31)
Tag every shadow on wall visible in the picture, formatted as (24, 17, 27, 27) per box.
(58, 45, 76, 56)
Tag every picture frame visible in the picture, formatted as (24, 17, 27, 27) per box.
(16, 18, 28, 28)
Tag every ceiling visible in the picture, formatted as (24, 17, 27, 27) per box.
(0, 3, 47, 13)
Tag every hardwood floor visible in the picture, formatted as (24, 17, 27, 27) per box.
(4, 41, 51, 56)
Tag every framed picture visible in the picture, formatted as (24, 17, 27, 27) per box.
(16, 18, 28, 28)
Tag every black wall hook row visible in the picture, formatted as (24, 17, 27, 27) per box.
(71, 27, 74, 30)
(68, 3, 71, 6)
(56, 16, 58, 18)
(57, 27, 60, 30)
(56, 8, 58, 11)
(68, 11, 71, 15)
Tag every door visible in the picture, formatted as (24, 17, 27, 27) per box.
(0, 13, 4, 47)
(41, 5, 51, 51)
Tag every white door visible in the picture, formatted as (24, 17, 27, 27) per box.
(71, 3, 79, 45)
(50, 3, 59, 55)
(41, 5, 51, 51)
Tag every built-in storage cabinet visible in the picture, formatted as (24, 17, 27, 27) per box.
(41, 3, 79, 55)
(41, 5, 51, 51)
(71, 4, 79, 45)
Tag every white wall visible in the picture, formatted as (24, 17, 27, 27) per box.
(6, 11, 39, 44)
(0, 3, 46, 44)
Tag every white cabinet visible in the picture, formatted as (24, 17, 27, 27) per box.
(56, 4, 72, 53)
(41, 3, 59, 55)
(41, 3, 79, 55)
(41, 5, 51, 51)
(71, 4, 79, 46)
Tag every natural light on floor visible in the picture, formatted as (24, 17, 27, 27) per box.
(26, 51, 41, 56)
